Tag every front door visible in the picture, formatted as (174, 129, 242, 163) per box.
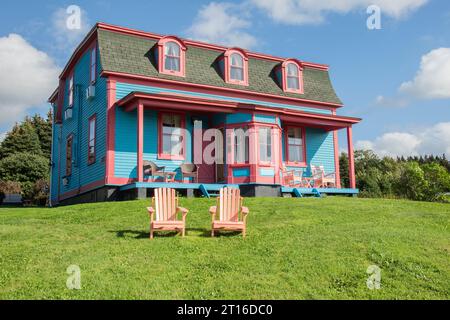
(193, 120, 215, 183)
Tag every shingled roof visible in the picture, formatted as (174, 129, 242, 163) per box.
(97, 28, 342, 105)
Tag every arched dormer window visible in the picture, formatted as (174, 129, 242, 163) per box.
(157, 36, 186, 77)
(224, 48, 248, 86)
(282, 60, 303, 94)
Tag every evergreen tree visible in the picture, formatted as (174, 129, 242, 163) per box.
(0, 121, 43, 159)
(31, 111, 52, 159)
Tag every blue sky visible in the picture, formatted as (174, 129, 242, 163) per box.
(0, 0, 449, 156)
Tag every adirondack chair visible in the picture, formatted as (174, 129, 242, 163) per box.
(180, 163, 198, 183)
(209, 188, 249, 237)
(280, 166, 304, 187)
(147, 188, 188, 239)
(311, 165, 336, 188)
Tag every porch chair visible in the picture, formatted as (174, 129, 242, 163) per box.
(143, 160, 168, 182)
(147, 188, 188, 239)
(280, 166, 305, 187)
(209, 187, 249, 238)
(311, 165, 336, 188)
(180, 163, 198, 183)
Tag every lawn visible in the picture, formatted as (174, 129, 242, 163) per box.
(0, 197, 449, 300)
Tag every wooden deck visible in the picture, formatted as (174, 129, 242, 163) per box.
(119, 182, 359, 198)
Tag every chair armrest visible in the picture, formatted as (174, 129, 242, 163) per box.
(241, 206, 249, 215)
(177, 207, 188, 220)
(324, 172, 335, 178)
(147, 207, 155, 221)
(209, 206, 217, 214)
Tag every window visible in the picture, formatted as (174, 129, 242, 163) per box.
(68, 75, 74, 107)
(88, 115, 96, 164)
(282, 60, 303, 94)
(90, 47, 97, 84)
(66, 135, 73, 176)
(224, 49, 248, 85)
(159, 113, 185, 159)
(157, 36, 186, 77)
(230, 53, 244, 81)
(286, 127, 305, 165)
(287, 63, 300, 90)
(164, 42, 181, 72)
(259, 127, 272, 163)
(234, 127, 249, 164)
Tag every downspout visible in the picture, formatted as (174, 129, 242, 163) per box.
(76, 84, 83, 194)
(49, 105, 55, 207)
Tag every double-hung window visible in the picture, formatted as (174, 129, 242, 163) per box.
(68, 75, 74, 107)
(286, 127, 305, 165)
(164, 41, 181, 72)
(66, 135, 73, 176)
(259, 127, 272, 163)
(159, 113, 185, 159)
(90, 47, 97, 84)
(234, 127, 249, 164)
(88, 115, 96, 164)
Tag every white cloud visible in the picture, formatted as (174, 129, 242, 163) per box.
(251, 0, 428, 25)
(51, 6, 91, 52)
(355, 122, 450, 157)
(187, 2, 258, 49)
(0, 34, 60, 127)
(399, 48, 450, 99)
(375, 95, 409, 108)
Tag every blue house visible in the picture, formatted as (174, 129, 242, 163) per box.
(48, 23, 360, 205)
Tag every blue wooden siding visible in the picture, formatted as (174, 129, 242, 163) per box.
(226, 113, 252, 124)
(281, 126, 336, 176)
(51, 43, 107, 199)
(233, 167, 250, 177)
(254, 114, 278, 124)
(114, 107, 193, 180)
(115, 82, 332, 115)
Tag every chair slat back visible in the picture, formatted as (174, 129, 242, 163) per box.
(154, 188, 177, 221)
(218, 188, 241, 222)
(311, 165, 324, 179)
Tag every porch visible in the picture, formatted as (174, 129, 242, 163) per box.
(114, 91, 360, 191)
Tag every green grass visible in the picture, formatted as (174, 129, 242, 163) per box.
(0, 197, 449, 300)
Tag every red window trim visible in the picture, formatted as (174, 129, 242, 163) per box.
(284, 126, 307, 167)
(224, 48, 249, 86)
(68, 73, 74, 107)
(157, 36, 186, 77)
(66, 134, 74, 176)
(88, 114, 97, 165)
(157, 111, 186, 160)
(89, 44, 97, 84)
(281, 59, 304, 94)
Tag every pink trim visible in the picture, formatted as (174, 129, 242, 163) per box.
(59, 179, 105, 201)
(157, 36, 186, 77)
(157, 111, 186, 160)
(105, 79, 116, 184)
(284, 125, 307, 167)
(87, 114, 97, 165)
(96, 22, 329, 70)
(104, 71, 343, 109)
(332, 110, 341, 188)
(347, 126, 356, 189)
(281, 59, 304, 94)
(89, 44, 97, 84)
(224, 48, 249, 86)
(137, 103, 144, 182)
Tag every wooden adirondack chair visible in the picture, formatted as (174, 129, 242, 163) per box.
(280, 166, 304, 187)
(147, 188, 188, 239)
(311, 165, 336, 188)
(209, 188, 249, 238)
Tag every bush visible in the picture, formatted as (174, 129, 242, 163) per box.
(396, 162, 428, 201)
(421, 162, 450, 202)
(0, 180, 22, 204)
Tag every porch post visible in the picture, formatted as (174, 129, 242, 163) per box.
(137, 102, 144, 182)
(346, 126, 356, 189)
(333, 129, 341, 188)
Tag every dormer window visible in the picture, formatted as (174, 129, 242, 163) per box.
(224, 48, 248, 86)
(156, 36, 186, 77)
(282, 60, 304, 94)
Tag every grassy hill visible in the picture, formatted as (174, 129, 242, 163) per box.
(0, 197, 449, 299)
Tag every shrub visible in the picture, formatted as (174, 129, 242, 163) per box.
(421, 162, 450, 202)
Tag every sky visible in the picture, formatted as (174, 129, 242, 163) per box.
(0, 0, 449, 157)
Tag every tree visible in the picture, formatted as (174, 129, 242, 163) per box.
(0, 121, 43, 159)
(31, 111, 52, 159)
(421, 162, 450, 202)
(397, 162, 428, 201)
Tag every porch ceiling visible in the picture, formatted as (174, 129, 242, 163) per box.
(116, 91, 361, 130)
